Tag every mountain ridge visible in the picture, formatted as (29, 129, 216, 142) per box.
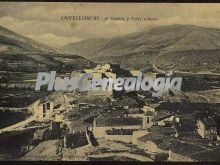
(0, 26, 95, 72)
(0, 26, 59, 53)
(62, 24, 220, 72)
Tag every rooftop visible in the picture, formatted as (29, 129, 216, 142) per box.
(152, 111, 172, 122)
(175, 123, 196, 133)
(95, 117, 142, 127)
(148, 126, 176, 135)
(144, 111, 155, 116)
(199, 117, 216, 127)
(169, 139, 204, 158)
(190, 147, 220, 162)
(137, 133, 172, 151)
(106, 129, 138, 135)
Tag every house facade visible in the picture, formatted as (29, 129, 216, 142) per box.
(93, 116, 143, 138)
(197, 117, 217, 140)
(34, 101, 54, 120)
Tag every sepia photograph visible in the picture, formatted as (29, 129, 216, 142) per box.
(0, 2, 219, 162)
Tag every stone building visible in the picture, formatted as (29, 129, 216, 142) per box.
(63, 131, 89, 149)
(93, 116, 143, 138)
(34, 101, 54, 120)
(137, 132, 171, 153)
(105, 128, 135, 143)
(197, 117, 217, 140)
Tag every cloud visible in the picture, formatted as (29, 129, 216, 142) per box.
(0, 3, 220, 48)
(26, 33, 81, 48)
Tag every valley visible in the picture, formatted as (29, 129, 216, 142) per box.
(0, 24, 219, 161)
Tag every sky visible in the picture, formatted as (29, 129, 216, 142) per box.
(0, 3, 220, 48)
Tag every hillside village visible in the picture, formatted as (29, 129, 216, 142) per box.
(0, 63, 219, 161)
(0, 23, 219, 161)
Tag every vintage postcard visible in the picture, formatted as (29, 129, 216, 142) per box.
(0, 2, 220, 162)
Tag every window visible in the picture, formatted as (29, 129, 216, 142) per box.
(43, 104, 46, 113)
(147, 117, 150, 124)
(47, 102, 50, 110)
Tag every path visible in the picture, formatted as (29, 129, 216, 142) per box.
(0, 100, 40, 133)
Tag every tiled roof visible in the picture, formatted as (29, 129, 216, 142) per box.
(137, 133, 172, 151)
(190, 148, 220, 162)
(169, 139, 204, 157)
(106, 129, 138, 135)
(148, 126, 176, 135)
(152, 111, 172, 122)
(175, 123, 196, 133)
(95, 117, 142, 127)
(200, 118, 216, 127)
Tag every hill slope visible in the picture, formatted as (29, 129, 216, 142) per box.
(62, 38, 108, 59)
(0, 26, 95, 73)
(62, 24, 220, 72)
(0, 26, 58, 53)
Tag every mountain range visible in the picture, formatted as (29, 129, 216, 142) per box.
(0, 26, 58, 53)
(62, 24, 220, 72)
(0, 26, 94, 73)
(0, 24, 220, 73)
